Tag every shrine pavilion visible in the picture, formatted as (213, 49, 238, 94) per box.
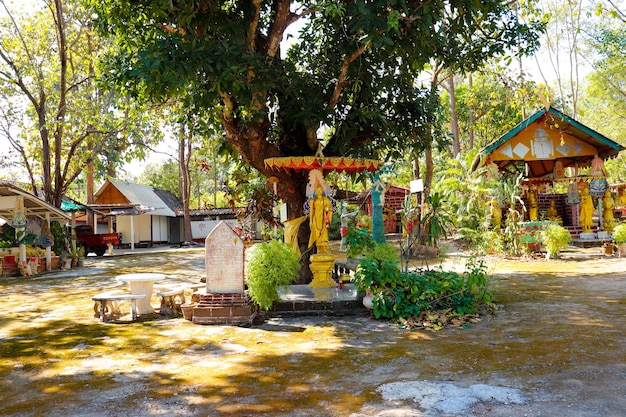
(480, 106, 625, 245)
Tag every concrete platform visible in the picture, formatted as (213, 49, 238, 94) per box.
(267, 284, 368, 317)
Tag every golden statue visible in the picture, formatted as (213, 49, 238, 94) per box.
(489, 198, 502, 230)
(619, 189, 626, 207)
(603, 190, 615, 232)
(528, 189, 538, 222)
(579, 186, 594, 233)
(308, 184, 332, 253)
(546, 199, 562, 224)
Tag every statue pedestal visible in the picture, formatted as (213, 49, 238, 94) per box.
(309, 253, 336, 288)
(579, 232, 596, 240)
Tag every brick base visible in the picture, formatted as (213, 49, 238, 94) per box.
(191, 293, 256, 325)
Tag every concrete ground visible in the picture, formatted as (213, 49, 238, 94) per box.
(0, 244, 624, 416)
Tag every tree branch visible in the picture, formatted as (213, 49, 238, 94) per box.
(327, 42, 370, 110)
(246, 0, 262, 52)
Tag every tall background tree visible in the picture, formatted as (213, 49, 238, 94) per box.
(0, 0, 162, 207)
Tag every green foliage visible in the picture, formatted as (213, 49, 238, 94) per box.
(50, 221, 69, 256)
(139, 160, 180, 195)
(443, 69, 542, 150)
(245, 240, 300, 311)
(480, 230, 505, 255)
(580, 21, 626, 154)
(344, 225, 375, 259)
(353, 243, 400, 296)
(501, 173, 526, 256)
(356, 247, 494, 323)
(328, 211, 342, 241)
(222, 165, 279, 225)
(86, 0, 544, 217)
(540, 224, 572, 258)
(458, 229, 505, 255)
(612, 223, 626, 244)
(436, 150, 488, 227)
(0, 229, 37, 247)
(422, 192, 454, 247)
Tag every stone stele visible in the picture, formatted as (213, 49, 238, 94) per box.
(204, 221, 245, 294)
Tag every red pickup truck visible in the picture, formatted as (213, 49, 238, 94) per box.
(75, 225, 120, 256)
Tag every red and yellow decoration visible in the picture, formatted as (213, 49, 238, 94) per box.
(264, 156, 380, 173)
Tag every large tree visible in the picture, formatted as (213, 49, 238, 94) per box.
(0, 0, 162, 207)
(87, 0, 543, 222)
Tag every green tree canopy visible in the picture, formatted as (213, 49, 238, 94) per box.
(86, 0, 544, 219)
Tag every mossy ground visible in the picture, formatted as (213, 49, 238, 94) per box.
(1, 246, 624, 416)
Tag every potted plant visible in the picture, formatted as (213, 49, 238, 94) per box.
(352, 243, 400, 311)
(70, 246, 85, 267)
(60, 251, 73, 270)
(244, 239, 300, 311)
(611, 223, 626, 253)
(539, 224, 572, 259)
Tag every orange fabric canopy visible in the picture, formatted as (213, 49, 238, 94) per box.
(264, 156, 381, 173)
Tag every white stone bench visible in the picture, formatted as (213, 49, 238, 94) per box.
(92, 291, 147, 322)
(155, 286, 187, 317)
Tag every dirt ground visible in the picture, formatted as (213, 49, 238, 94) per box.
(0, 246, 624, 416)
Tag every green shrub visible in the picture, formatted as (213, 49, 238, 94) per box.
(245, 240, 300, 310)
(372, 258, 493, 320)
(540, 224, 572, 258)
(355, 242, 494, 324)
(612, 223, 626, 243)
(353, 243, 400, 296)
(344, 224, 375, 258)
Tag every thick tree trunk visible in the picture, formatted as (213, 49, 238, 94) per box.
(179, 125, 193, 244)
(222, 112, 316, 282)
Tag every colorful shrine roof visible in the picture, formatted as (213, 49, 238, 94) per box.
(481, 107, 624, 178)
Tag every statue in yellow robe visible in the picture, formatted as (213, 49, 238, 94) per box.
(546, 200, 562, 224)
(308, 185, 333, 253)
(579, 186, 594, 233)
(489, 198, 502, 230)
(603, 190, 615, 232)
(528, 189, 538, 222)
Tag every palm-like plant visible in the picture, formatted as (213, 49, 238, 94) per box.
(499, 173, 526, 256)
(422, 192, 454, 247)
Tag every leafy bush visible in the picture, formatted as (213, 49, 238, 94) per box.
(344, 224, 375, 258)
(355, 243, 495, 325)
(353, 243, 400, 295)
(50, 221, 69, 256)
(540, 224, 572, 258)
(245, 240, 300, 310)
(612, 223, 626, 243)
(455, 228, 504, 255)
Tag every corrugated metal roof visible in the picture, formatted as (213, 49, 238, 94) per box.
(189, 207, 238, 217)
(153, 189, 184, 215)
(103, 181, 176, 217)
(0, 181, 70, 223)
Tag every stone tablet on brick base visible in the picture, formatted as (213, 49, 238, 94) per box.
(204, 221, 245, 294)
